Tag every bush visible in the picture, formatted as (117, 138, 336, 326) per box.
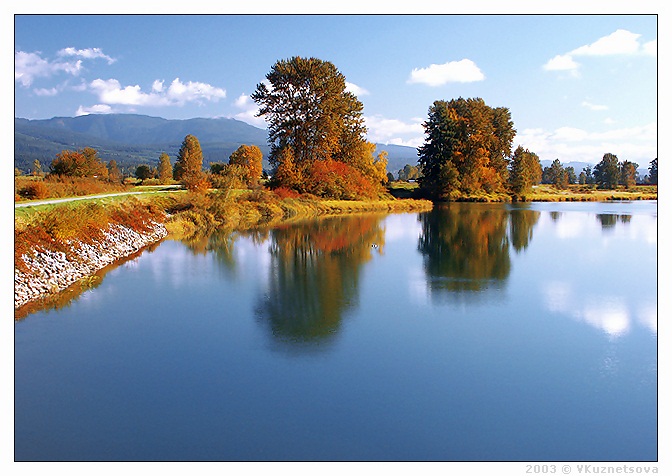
(19, 181, 49, 199)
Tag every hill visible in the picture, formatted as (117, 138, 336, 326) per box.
(15, 114, 421, 176)
(15, 114, 271, 173)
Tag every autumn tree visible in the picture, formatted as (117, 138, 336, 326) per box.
(32, 159, 43, 177)
(49, 147, 108, 179)
(174, 134, 208, 191)
(418, 97, 515, 199)
(158, 152, 173, 184)
(107, 159, 122, 184)
(398, 164, 421, 181)
(619, 160, 639, 188)
(252, 56, 384, 199)
(229, 144, 263, 187)
(508, 145, 542, 196)
(593, 153, 620, 189)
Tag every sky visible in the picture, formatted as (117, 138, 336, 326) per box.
(11, 12, 659, 168)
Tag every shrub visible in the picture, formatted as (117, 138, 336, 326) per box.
(19, 181, 49, 199)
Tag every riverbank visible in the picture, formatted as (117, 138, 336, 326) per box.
(14, 191, 433, 311)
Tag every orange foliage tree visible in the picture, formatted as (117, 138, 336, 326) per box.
(49, 147, 109, 179)
(252, 57, 388, 200)
(228, 144, 263, 187)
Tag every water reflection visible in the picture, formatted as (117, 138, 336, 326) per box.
(596, 213, 632, 229)
(255, 215, 386, 349)
(417, 204, 540, 298)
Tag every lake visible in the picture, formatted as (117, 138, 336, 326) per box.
(14, 201, 658, 462)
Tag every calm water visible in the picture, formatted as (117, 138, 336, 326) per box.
(14, 201, 657, 462)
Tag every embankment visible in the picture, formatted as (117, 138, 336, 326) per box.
(15, 193, 433, 311)
(15, 221, 167, 310)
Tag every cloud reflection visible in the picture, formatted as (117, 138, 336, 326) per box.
(542, 281, 656, 338)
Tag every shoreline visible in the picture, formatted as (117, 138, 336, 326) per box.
(14, 196, 433, 313)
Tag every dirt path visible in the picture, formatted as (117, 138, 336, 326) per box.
(15, 187, 182, 208)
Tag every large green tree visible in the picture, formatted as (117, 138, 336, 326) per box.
(251, 56, 383, 198)
(174, 134, 207, 191)
(508, 145, 542, 196)
(417, 97, 515, 199)
(648, 158, 657, 184)
(593, 153, 620, 189)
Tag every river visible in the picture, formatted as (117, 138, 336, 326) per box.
(14, 201, 658, 461)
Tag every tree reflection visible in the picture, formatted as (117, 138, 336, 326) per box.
(417, 203, 539, 299)
(509, 206, 541, 252)
(596, 214, 632, 229)
(257, 214, 385, 348)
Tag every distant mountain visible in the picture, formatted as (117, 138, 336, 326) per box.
(15, 114, 421, 176)
(15, 114, 271, 173)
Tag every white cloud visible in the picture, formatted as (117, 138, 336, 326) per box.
(87, 77, 226, 107)
(164, 78, 227, 104)
(345, 82, 369, 96)
(514, 122, 656, 165)
(57, 47, 116, 64)
(233, 93, 266, 128)
(544, 29, 656, 75)
(76, 104, 114, 116)
(569, 29, 642, 56)
(33, 87, 59, 96)
(581, 101, 608, 111)
(543, 54, 579, 72)
(365, 114, 424, 147)
(408, 59, 485, 86)
(642, 39, 657, 57)
(15, 48, 116, 87)
(151, 80, 164, 93)
(15, 50, 83, 87)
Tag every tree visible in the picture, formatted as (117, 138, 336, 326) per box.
(547, 159, 568, 189)
(135, 164, 153, 182)
(228, 144, 263, 187)
(158, 152, 173, 184)
(107, 159, 122, 184)
(32, 159, 43, 177)
(648, 158, 657, 184)
(398, 164, 421, 181)
(251, 56, 381, 198)
(582, 165, 593, 185)
(508, 145, 542, 196)
(174, 134, 207, 191)
(619, 160, 639, 188)
(578, 171, 587, 185)
(565, 166, 576, 185)
(49, 147, 108, 179)
(593, 153, 620, 189)
(417, 97, 515, 199)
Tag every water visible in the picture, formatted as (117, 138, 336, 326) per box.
(14, 201, 658, 461)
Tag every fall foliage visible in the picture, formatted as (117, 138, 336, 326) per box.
(252, 56, 388, 200)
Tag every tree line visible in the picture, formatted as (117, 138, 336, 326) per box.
(29, 56, 657, 200)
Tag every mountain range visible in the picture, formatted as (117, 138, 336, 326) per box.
(14, 114, 422, 175)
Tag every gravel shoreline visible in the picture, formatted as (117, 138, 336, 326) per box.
(15, 221, 167, 310)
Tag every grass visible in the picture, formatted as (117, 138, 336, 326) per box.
(520, 184, 657, 202)
(387, 181, 657, 202)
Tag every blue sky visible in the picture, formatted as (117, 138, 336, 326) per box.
(13, 13, 658, 166)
